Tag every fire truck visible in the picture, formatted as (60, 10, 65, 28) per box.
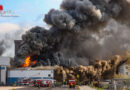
(19, 79, 54, 87)
(69, 79, 76, 88)
(32, 79, 44, 87)
(32, 79, 53, 87)
(18, 79, 30, 86)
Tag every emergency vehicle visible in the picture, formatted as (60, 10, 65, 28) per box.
(69, 79, 76, 88)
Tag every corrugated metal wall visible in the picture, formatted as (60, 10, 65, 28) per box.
(0, 57, 10, 85)
(7, 69, 54, 85)
(0, 66, 7, 85)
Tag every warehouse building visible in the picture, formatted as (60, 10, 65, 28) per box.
(119, 60, 130, 76)
(0, 57, 10, 85)
(7, 69, 54, 85)
(0, 56, 54, 85)
(0, 40, 55, 85)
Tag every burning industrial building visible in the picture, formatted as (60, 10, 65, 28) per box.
(13, 0, 130, 68)
(0, 0, 130, 89)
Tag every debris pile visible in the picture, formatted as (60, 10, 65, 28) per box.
(54, 55, 128, 84)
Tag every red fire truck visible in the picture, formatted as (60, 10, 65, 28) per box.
(30, 79, 54, 87)
(19, 79, 30, 86)
(19, 79, 54, 87)
(43, 79, 53, 87)
(33, 79, 44, 87)
(69, 79, 76, 88)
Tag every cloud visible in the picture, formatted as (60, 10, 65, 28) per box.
(0, 23, 20, 33)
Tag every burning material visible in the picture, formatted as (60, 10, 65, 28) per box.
(22, 56, 37, 67)
(23, 57, 31, 67)
(13, 0, 130, 67)
(32, 60, 37, 65)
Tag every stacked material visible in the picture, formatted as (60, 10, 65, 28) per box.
(54, 55, 127, 84)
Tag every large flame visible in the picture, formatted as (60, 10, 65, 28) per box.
(23, 56, 31, 67)
(22, 56, 37, 67)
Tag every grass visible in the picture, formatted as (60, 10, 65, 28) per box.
(95, 87, 104, 90)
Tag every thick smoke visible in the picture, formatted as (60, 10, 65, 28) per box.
(14, 0, 130, 67)
(0, 40, 5, 56)
(0, 26, 26, 57)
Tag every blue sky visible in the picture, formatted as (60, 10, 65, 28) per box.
(0, 0, 62, 26)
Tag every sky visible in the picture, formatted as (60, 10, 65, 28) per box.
(0, 0, 62, 57)
(0, 0, 62, 27)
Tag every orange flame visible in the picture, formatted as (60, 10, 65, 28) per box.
(22, 56, 37, 67)
(32, 60, 37, 65)
(23, 56, 31, 67)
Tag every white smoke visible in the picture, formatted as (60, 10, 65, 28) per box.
(0, 23, 30, 57)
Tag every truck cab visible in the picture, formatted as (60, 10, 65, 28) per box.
(69, 79, 76, 88)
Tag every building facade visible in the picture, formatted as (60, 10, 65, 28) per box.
(0, 57, 10, 85)
(7, 69, 54, 85)
(119, 61, 130, 76)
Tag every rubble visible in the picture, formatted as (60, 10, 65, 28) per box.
(54, 55, 128, 84)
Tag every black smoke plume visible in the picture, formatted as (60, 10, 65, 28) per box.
(0, 40, 5, 56)
(14, 0, 130, 67)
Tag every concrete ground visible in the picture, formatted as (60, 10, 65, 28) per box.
(79, 86, 96, 90)
(0, 86, 97, 90)
(0, 86, 78, 90)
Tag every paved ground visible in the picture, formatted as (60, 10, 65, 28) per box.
(0, 86, 78, 90)
(79, 86, 96, 90)
(0, 86, 97, 90)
